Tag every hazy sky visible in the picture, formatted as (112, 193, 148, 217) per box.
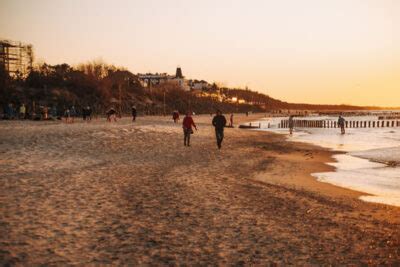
(1, 0, 399, 106)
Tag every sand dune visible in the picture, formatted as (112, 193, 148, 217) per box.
(1, 114, 399, 265)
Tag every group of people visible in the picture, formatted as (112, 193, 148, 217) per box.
(3, 102, 230, 148)
(104, 106, 229, 149)
(2, 103, 25, 120)
(63, 106, 78, 123)
(288, 115, 347, 135)
(2, 103, 96, 123)
(2, 103, 61, 120)
(82, 106, 92, 122)
(106, 106, 137, 123)
(182, 109, 227, 149)
(64, 106, 94, 123)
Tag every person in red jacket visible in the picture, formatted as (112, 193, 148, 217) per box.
(182, 111, 197, 146)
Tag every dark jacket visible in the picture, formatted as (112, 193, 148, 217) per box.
(288, 117, 294, 128)
(212, 115, 227, 130)
(338, 117, 345, 126)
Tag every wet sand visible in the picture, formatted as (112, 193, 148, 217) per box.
(0, 114, 399, 265)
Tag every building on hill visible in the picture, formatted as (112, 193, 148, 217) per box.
(189, 79, 210, 91)
(175, 67, 183, 78)
(172, 66, 190, 91)
(137, 66, 190, 91)
(0, 39, 33, 77)
(137, 72, 172, 88)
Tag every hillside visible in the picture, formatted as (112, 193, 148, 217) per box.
(0, 61, 378, 117)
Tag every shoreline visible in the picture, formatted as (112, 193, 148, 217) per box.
(249, 117, 400, 207)
(241, 116, 367, 199)
(251, 137, 367, 199)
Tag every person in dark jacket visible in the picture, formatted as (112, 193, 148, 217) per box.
(288, 115, 294, 135)
(70, 105, 77, 123)
(182, 111, 197, 146)
(229, 113, 234, 127)
(131, 106, 137, 122)
(338, 115, 346, 134)
(86, 106, 92, 121)
(212, 110, 227, 149)
(82, 106, 87, 121)
(51, 105, 57, 119)
(172, 110, 180, 123)
(106, 107, 117, 122)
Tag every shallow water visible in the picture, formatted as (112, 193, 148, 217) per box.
(257, 115, 400, 207)
(313, 155, 400, 206)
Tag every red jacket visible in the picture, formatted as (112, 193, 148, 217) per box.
(182, 116, 196, 130)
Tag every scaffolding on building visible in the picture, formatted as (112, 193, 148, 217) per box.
(0, 39, 33, 77)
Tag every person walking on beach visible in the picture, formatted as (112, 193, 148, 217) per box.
(212, 109, 227, 149)
(182, 111, 197, 146)
(86, 106, 92, 121)
(173, 110, 180, 123)
(82, 106, 87, 121)
(229, 113, 234, 127)
(6, 103, 15, 119)
(288, 115, 294, 135)
(43, 106, 49, 120)
(338, 115, 346, 134)
(106, 107, 117, 122)
(70, 105, 77, 123)
(64, 108, 71, 123)
(131, 105, 137, 122)
(19, 104, 26, 120)
(51, 105, 57, 119)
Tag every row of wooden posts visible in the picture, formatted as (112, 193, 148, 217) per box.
(279, 120, 400, 129)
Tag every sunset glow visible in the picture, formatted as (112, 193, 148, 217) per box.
(1, 0, 399, 106)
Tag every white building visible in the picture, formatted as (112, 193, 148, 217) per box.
(137, 67, 190, 91)
(189, 80, 209, 91)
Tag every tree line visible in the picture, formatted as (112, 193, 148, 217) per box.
(0, 60, 375, 117)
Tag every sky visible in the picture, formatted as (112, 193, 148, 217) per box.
(1, 0, 399, 107)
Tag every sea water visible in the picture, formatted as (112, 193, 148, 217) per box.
(256, 115, 400, 207)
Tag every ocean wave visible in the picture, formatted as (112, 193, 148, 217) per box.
(351, 146, 400, 166)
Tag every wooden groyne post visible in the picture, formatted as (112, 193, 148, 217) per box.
(278, 119, 400, 129)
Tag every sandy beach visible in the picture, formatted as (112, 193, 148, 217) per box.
(1, 114, 399, 265)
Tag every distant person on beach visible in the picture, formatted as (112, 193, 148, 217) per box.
(106, 108, 117, 122)
(86, 106, 92, 121)
(173, 110, 180, 123)
(39, 106, 44, 120)
(19, 104, 26, 120)
(6, 103, 15, 119)
(64, 108, 71, 123)
(229, 113, 234, 127)
(82, 107, 87, 121)
(182, 111, 197, 146)
(288, 115, 294, 135)
(131, 106, 137, 122)
(2, 106, 6, 119)
(51, 105, 57, 119)
(212, 110, 227, 149)
(43, 106, 49, 120)
(338, 115, 346, 134)
(70, 106, 77, 123)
